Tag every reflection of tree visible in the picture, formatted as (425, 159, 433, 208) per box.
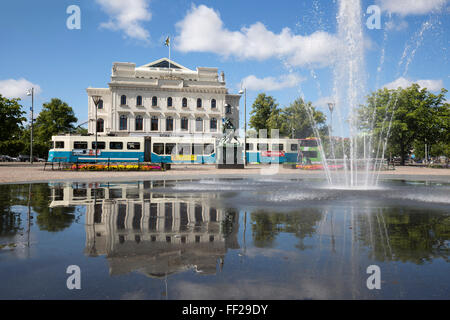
(0, 185, 25, 237)
(31, 184, 76, 232)
(0, 184, 76, 236)
(356, 208, 450, 264)
(250, 209, 323, 249)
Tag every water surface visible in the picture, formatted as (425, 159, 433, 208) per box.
(0, 178, 448, 299)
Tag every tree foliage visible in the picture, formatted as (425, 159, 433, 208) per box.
(0, 95, 26, 155)
(359, 84, 449, 164)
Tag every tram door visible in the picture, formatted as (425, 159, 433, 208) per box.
(144, 138, 151, 162)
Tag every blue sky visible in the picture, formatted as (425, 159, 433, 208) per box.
(0, 0, 448, 130)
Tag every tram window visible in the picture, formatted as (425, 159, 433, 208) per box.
(74, 141, 88, 149)
(257, 143, 268, 151)
(272, 144, 284, 151)
(178, 144, 191, 155)
(92, 141, 106, 150)
(290, 144, 298, 151)
(55, 141, 64, 149)
(245, 143, 253, 151)
(109, 141, 123, 150)
(153, 143, 164, 155)
(204, 144, 214, 155)
(300, 139, 318, 147)
(165, 143, 176, 155)
(127, 142, 140, 150)
(302, 151, 318, 158)
(192, 144, 203, 155)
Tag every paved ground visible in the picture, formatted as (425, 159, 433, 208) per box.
(1, 163, 449, 184)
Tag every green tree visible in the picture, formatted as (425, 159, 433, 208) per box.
(0, 95, 26, 155)
(359, 84, 449, 165)
(277, 98, 327, 139)
(33, 98, 78, 155)
(249, 93, 280, 137)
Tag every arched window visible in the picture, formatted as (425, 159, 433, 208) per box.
(119, 115, 127, 130)
(182, 97, 188, 108)
(195, 117, 203, 132)
(225, 104, 232, 114)
(98, 99, 104, 109)
(197, 98, 202, 108)
(210, 118, 217, 131)
(135, 115, 143, 131)
(151, 116, 158, 131)
(181, 117, 188, 131)
(167, 97, 173, 107)
(211, 99, 216, 109)
(136, 96, 142, 106)
(166, 116, 173, 131)
(152, 96, 157, 107)
(96, 118, 104, 132)
(120, 95, 127, 105)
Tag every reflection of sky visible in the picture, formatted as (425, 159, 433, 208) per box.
(0, 179, 449, 299)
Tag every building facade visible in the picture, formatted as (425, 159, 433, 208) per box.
(87, 58, 241, 139)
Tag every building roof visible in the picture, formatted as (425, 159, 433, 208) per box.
(138, 58, 193, 72)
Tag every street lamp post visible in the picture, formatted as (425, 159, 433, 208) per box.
(91, 95, 102, 162)
(26, 88, 34, 164)
(239, 88, 247, 166)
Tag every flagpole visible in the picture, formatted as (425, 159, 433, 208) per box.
(169, 37, 171, 70)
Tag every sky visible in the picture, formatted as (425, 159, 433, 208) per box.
(0, 0, 448, 131)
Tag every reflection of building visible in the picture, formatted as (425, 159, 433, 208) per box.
(49, 181, 240, 277)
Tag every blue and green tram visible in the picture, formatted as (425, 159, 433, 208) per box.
(298, 137, 322, 165)
(245, 138, 300, 164)
(48, 135, 217, 164)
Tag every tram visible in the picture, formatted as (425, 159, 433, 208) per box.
(48, 135, 216, 164)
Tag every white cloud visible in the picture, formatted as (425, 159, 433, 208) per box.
(383, 77, 443, 91)
(96, 0, 152, 41)
(241, 73, 304, 91)
(385, 19, 409, 31)
(377, 0, 448, 16)
(0, 78, 41, 99)
(175, 5, 340, 67)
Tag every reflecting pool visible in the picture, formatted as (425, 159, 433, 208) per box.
(0, 178, 449, 299)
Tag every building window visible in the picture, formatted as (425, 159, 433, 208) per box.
(166, 116, 174, 131)
(210, 118, 217, 131)
(181, 117, 188, 131)
(197, 98, 202, 108)
(152, 96, 157, 107)
(211, 99, 216, 109)
(136, 96, 142, 106)
(195, 117, 203, 132)
(119, 115, 127, 130)
(151, 116, 158, 131)
(225, 104, 232, 114)
(98, 99, 103, 109)
(135, 115, 143, 131)
(120, 95, 127, 105)
(182, 97, 187, 108)
(167, 97, 173, 107)
(96, 118, 104, 132)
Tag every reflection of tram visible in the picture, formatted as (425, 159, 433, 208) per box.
(48, 135, 216, 164)
(49, 182, 240, 276)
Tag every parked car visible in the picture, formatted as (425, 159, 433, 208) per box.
(18, 154, 30, 162)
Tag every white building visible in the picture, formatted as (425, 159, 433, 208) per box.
(86, 58, 241, 139)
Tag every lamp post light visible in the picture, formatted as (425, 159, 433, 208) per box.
(91, 95, 102, 162)
(26, 88, 34, 164)
(239, 88, 247, 166)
